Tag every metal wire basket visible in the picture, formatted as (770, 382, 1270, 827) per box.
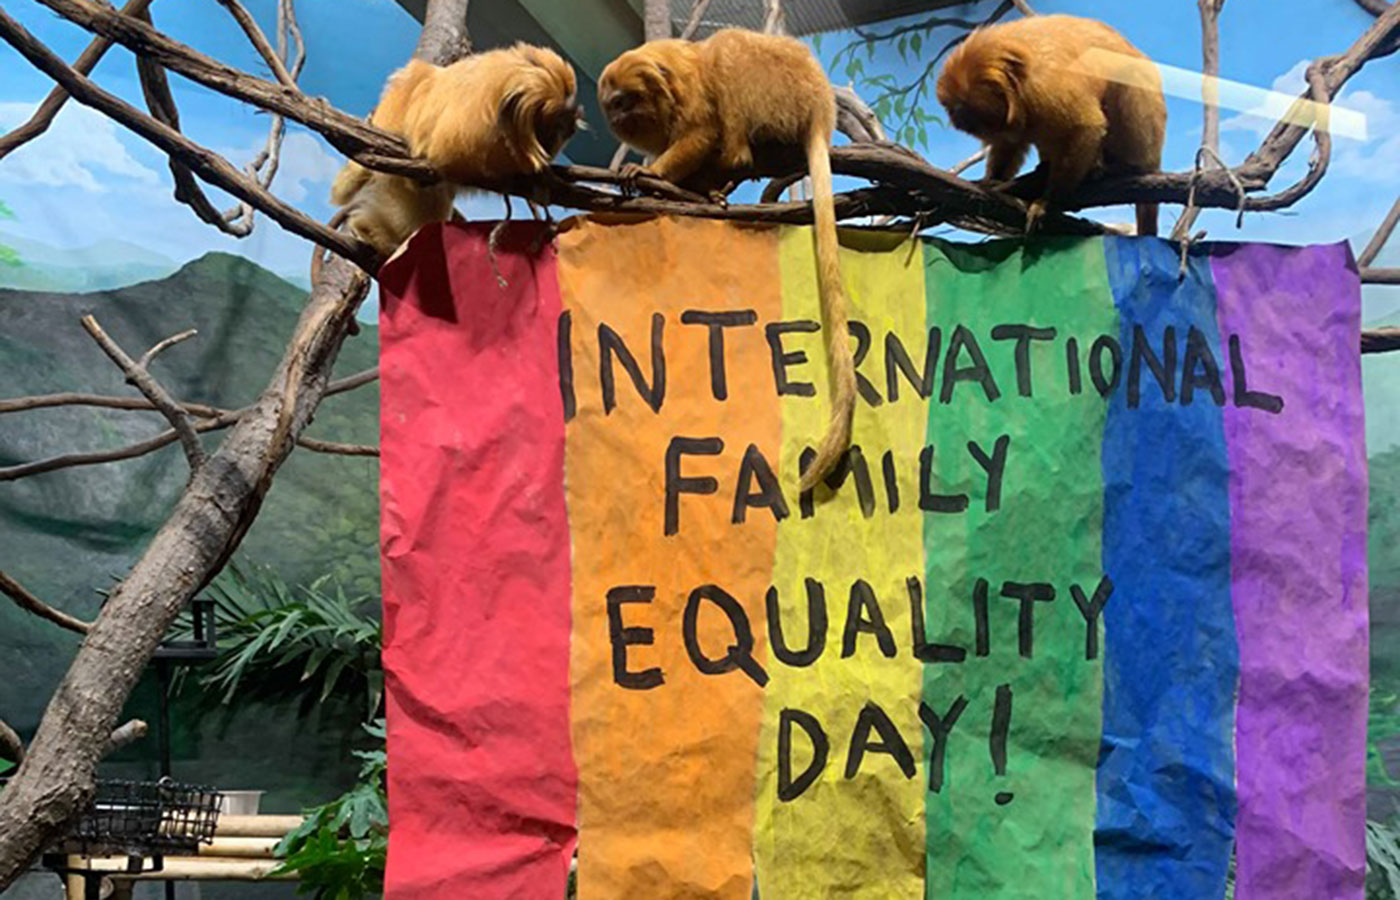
(0, 776, 222, 858)
(70, 778, 222, 856)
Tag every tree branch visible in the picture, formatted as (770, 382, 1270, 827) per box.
(31, 0, 434, 183)
(1359, 195, 1400, 268)
(0, 717, 142, 765)
(1244, 2, 1400, 178)
(679, 0, 712, 40)
(1363, 267, 1400, 284)
(0, 8, 378, 271)
(81, 317, 205, 471)
(0, 721, 22, 764)
(0, 368, 379, 481)
(214, 0, 296, 86)
(1172, 0, 1226, 241)
(0, 570, 91, 635)
(134, 10, 244, 235)
(222, 0, 307, 236)
(295, 437, 378, 456)
(103, 720, 148, 756)
(0, 0, 155, 161)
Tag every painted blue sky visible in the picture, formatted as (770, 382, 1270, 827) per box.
(0, 0, 1397, 318)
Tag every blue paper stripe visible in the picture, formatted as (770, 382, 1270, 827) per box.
(1095, 238, 1238, 899)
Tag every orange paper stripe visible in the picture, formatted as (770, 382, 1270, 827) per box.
(557, 217, 782, 899)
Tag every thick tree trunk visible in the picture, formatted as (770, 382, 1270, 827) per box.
(644, 0, 670, 41)
(414, 0, 471, 65)
(0, 0, 474, 887)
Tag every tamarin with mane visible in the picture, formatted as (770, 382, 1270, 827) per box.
(936, 14, 1167, 236)
(331, 44, 582, 258)
(598, 29, 856, 492)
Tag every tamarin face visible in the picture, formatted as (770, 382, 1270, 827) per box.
(598, 49, 680, 154)
(936, 39, 1027, 140)
(500, 44, 583, 162)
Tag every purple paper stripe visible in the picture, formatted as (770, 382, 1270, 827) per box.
(1212, 243, 1368, 899)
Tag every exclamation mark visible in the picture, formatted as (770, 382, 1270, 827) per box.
(990, 683, 1014, 806)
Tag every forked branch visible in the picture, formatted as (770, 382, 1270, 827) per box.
(81, 317, 205, 471)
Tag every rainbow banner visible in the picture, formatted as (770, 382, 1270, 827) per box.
(378, 217, 1368, 900)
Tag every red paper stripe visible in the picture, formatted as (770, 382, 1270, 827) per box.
(379, 222, 577, 899)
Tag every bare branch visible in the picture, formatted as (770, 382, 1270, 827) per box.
(0, 0, 155, 161)
(0, 721, 21, 764)
(1364, 267, 1400, 284)
(1009, 0, 1037, 14)
(0, 717, 142, 766)
(679, 0, 713, 40)
(134, 11, 243, 235)
(221, 0, 307, 235)
(0, 393, 221, 418)
(102, 720, 148, 756)
(1241, 62, 1333, 211)
(1172, 0, 1226, 241)
(0, 8, 378, 271)
(296, 437, 378, 456)
(1244, 2, 1400, 179)
(214, 0, 295, 86)
(762, 0, 786, 35)
(1359, 195, 1400, 268)
(0, 570, 91, 635)
(81, 316, 205, 471)
(951, 147, 988, 176)
(0, 367, 379, 481)
(138, 329, 198, 370)
(0, 415, 235, 483)
(834, 86, 886, 142)
(1365, 327, 1400, 356)
(31, 0, 434, 183)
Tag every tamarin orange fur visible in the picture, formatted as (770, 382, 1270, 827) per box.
(331, 44, 581, 259)
(599, 29, 855, 492)
(936, 14, 1166, 236)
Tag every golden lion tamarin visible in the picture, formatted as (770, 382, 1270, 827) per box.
(598, 30, 856, 492)
(936, 14, 1167, 236)
(331, 44, 581, 258)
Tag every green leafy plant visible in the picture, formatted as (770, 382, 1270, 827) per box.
(273, 719, 388, 899)
(174, 561, 383, 718)
(1369, 820, 1400, 899)
(1371, 691, 1400, 788)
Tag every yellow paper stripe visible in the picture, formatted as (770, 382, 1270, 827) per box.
(753, 228, 928, 898)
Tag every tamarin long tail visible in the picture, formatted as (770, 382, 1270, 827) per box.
(798, 126, 856, 494)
